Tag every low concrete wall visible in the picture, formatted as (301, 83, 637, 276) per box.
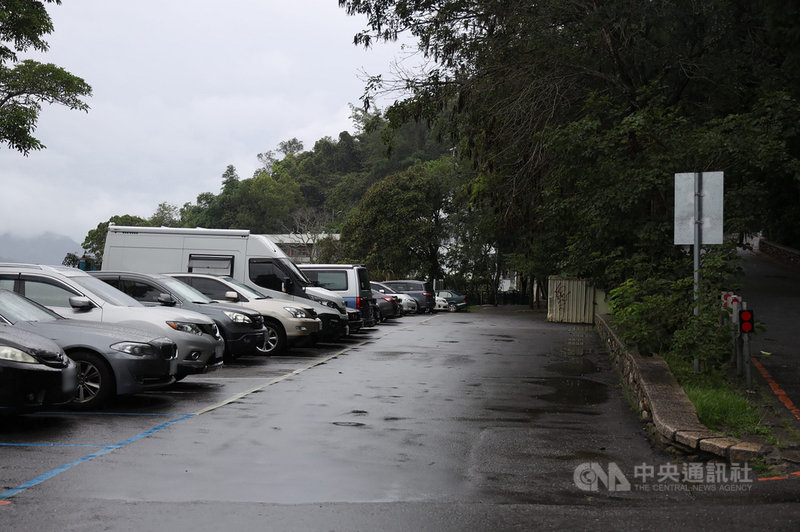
(595, 314, 773, 462)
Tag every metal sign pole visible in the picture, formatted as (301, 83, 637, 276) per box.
(693, 172, 703, 372)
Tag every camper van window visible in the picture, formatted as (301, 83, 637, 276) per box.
(188, 254, 234, 276)
(248, 260, 284, 292)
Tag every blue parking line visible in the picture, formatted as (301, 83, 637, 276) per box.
(0, 442, 105, 448)
(0, 413, 194, 500)
(38, 410, 185, 416)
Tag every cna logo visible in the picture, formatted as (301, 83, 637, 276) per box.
(573, 462, 631, 492)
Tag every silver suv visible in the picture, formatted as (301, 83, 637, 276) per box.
(0, 264, 224, 380)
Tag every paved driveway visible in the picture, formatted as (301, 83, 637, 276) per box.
(1, 309, 798, 530)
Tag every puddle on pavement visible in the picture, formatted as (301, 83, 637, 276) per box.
(526, 377, 608, 406)
(332, 421, 366, 427)
(545, 357, 601, 376)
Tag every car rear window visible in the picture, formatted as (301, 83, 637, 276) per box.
(305, 270, 348, 291)
(357, 268, 371, 290)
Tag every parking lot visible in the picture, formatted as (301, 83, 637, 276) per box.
(2, 309, 799, 531)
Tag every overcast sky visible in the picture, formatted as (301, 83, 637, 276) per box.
(0, 1, 412, 244)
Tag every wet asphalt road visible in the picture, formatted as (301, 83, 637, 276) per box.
(740, 249, 800, 427)
(1, 308, 799, 531)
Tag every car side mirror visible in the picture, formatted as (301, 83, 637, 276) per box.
(68, 296, 95, 310)
(224, 291, 239, 302)
(157, 293, 177, 306)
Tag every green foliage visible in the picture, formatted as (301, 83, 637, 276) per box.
(0, 2, 91, 154)
(342, 157, 459, 280)
(608, 246, 741, 374)
(81, 214, 149, 265)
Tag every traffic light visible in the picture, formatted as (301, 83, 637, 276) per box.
(739, 309, 755, 334)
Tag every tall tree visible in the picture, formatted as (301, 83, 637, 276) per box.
(340, 0, 800, 280)
(0, 0, 91, 154)
(342, 157, 458, 281)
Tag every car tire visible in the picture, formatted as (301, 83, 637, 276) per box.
(374, 307, 383, 323)
(258, 318, 287, 355)
(70, 350, 115, 410)
(448, 303, 457, 312)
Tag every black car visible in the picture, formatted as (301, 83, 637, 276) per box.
(372, 289, 400, 322)
(92, 271, 268, 360)
(379, 280, 435, 314)
(0, 324, 77, 414)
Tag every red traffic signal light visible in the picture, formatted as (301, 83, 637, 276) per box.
(739, 309, 754, 333)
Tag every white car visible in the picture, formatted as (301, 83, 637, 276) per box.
(434, 296, 449, 312)
(0, 263, 224, 380)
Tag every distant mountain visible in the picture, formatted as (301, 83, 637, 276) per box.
(0, 233, 82, 265)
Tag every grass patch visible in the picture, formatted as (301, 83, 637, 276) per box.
(663, 353, 771, 439)
(682, 384, 770, 438)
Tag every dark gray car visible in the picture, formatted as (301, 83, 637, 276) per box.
(0, 289, 177, 409)
(91, 271, 270, 359)
(379, 280, 435, 314)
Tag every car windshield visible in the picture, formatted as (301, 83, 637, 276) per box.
(70, 275, 143, 307)
(278, 258, 312, 286)
(0, 289, 62, 323)
(161, 277, 213, 304)
(220, 276, 269, 300)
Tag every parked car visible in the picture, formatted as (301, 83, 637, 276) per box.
(372, 289, 400, 322)
(91, 271, 268, 360)
(164, 273, 327, 348)
(0, 289, 177, 409)
(0, 263, 224, 380)
(371, 281, 416, 315)
(0, 323, 77, 415)
(436, 290, 468, 312)
(379, 280, 435, 314)
(434, 296, 449, 312)
(298, 264, 377, 329)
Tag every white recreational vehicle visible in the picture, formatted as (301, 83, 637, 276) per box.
(101, 226, 351, 336)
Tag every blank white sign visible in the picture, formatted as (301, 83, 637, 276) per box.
(674, 172, 724, 245)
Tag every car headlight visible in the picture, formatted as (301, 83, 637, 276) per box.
(111, 341, 156, 357)
(223, 310, 253, 324)
(166, 321, 204, 336)
(0, 346, 39, 364)
(283, 306, 309, 318)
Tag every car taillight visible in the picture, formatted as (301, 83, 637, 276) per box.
(356, 297, 366, 309)
(423, 292, 432, 297)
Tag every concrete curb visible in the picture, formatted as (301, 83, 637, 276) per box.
(595, 314, 775, 462)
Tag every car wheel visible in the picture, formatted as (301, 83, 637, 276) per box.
(70, 350, 115, 410)
(374, 307, 383, 323)
(448, 303, 458, 312)
(258, 318, 287, 355)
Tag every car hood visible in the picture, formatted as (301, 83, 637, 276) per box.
(0, 323, 66, 364)
(305, 286, 346, 310)
(119, 305, 215, 325)
(19, 319, 168, 348)
(239, 298, 323, 317)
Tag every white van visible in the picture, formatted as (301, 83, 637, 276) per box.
(297, 264, 376, 328)
(102, 226, 351, 339)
